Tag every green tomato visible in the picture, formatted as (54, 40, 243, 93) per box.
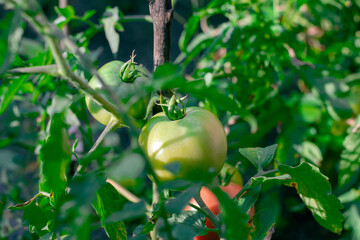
(85, 61, 149, 125)
(138, 107, 227, 183)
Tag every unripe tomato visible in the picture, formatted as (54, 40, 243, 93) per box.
(85, 61, 149, 125)
(138, 107, 227, 183)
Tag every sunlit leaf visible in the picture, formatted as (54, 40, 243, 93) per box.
(39, 113, 71, 199)
(294, 141, 323, 166)
(0, 76, 27, 116)
(94, 183, 127, 240)
(102, 7, 120, 56)
(279, 162, 344, 234)
(10, 193, 53, 237)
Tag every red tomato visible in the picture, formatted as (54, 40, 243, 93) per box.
(184, 183, 243, 240)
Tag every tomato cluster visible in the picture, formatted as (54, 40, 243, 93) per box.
(86, 59, 242, 239)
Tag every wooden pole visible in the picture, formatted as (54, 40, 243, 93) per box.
(149, 0, 173, 70)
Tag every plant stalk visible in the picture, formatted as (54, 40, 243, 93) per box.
(149, 0, 173, 70)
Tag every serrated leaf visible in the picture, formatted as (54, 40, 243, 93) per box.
(0, 76, 27, 116)
(338, 116, 360, 188)
(279, 162, 344, 234)
(102, 7, 120, 56)
(10, 193, 53, 237)
(168, 211, 206, 236)
(0, 10, 24, 74)
(239, 144, 278, 170)
(250, 189, 280, 240)
(212, 187, 250, 240)
(39, 113, 72, 199)
(250, 208, 276, 240)
(94, 183, 127, 240)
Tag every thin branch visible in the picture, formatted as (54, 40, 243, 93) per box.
(76, 117, 121, 174)
(106, 178, 151, 213)
(194, 194, 220, 230)
(8, 65, 59, 76)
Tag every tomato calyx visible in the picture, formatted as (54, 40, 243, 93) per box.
(159, 93, 186, 121)
(119, 50, 142, 83)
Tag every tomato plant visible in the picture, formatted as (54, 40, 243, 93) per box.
(1, 0, 358, 239)
(139, 107, 227, 183)
(85, 60, 149, 125)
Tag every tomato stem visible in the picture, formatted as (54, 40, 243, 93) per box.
(106, 178, 151, 214)
(75, 117, 121, 175)
(194, 194, 221, 231)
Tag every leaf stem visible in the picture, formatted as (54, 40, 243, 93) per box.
(75, 117, 120, 174)
(8, 65, 59, 76)
(106, 178, 151, 214)
(194, 194, 220, 231)
(234, 169, 280, 200)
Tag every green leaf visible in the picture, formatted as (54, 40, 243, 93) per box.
(294, 141, 323, 166)
(211, 187, 250, 239)
(239, 144, 278, 170)
(343, 204, 360, 240)
(101, 7, 120, 56)
(237, 185, 261, 215)
(0, 76, 27, 116)
(279, 162, 344, 234)
(338, 116, 360, 188)
(166, 185, 201, 215)
(298, 94, 322, 123)
(0, 11, 24, 74)
(312, 77, 353, 120)
(168, 211, 206, 237)
(250, 208, 276, 240)
(94, 183, 127, 240)
(250, 188, 280, 240)
(39, 113, 72, 199)
(10, 193, 54, 237)
(55, 5, 75, 19)
(179, 15, 201, 52)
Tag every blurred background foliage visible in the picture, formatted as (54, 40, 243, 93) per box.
(1, 0, 360, 239)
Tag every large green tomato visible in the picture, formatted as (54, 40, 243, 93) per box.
(85, 61, 149, 125)
(138, 107, 227, 183)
